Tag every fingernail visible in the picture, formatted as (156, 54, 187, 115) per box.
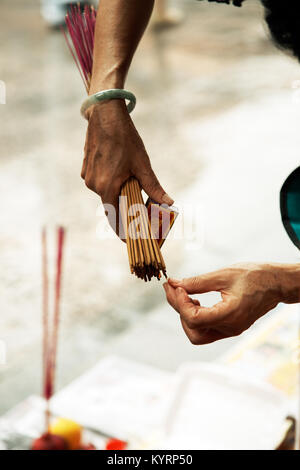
(168, 278, 181, 285)
(162, 193, 174, 206)
(163, 283, 168, 291)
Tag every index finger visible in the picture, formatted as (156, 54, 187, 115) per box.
(164, 283, 200, 314)
(169, 271, 226, 294)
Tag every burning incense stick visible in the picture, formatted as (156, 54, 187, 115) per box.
(63, 5, 169, 281)
(63, 5, 96, 92)
(41, 228, 50, 428)
(42, 227, 65, 430)
(51, 227, 65, 391)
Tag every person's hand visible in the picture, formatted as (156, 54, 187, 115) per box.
(81, 99, 174, 235)
(163, 263, 300, 345)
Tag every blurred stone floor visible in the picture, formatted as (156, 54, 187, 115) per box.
(0, 0, 300, 413)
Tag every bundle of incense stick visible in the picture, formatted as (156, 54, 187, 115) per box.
(42, 227, 65, 429)
(63, 5, 167, 281)
(120, 178, 166, 280)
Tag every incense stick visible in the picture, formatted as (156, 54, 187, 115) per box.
(41, 228, 50, 429)
(49, 228, 65, 402)
(41, 227, 66, 431)
(120, 178, 167, 280)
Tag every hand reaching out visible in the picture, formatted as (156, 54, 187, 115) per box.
(163, 263, 300, 345)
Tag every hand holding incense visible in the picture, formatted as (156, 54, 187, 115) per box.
(63, 5, 175, 281)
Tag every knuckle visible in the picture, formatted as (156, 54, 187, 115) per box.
(182, 308, 199, 329)
(85, 175, 106, 196)
(111, 179, 122, 194)
(140, 169, 160, 189)
(81, 164, 87, 180)
(96, 185, 105, 196)
(188, 333, 200, 346)
(151, 179, 162, 192)
(188, 276, 198, 287)
(183, 276, 199, 291)
(233, 326, 244, 337)
(227, 324, 243, 337)
(181, 277, 188, 287)
(185, 317, 198, 329)
(95, 177, 107, 195)
(144, 179, 158, 193)
(85, 177, 94, 190)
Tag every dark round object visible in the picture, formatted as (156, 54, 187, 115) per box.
(31, 432, 68, 450)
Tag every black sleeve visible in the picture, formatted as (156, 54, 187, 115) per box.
(196, 0, 245, 7)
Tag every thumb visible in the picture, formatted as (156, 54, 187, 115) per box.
(135, 166, 174, 206)
(169, 271, 226, 294)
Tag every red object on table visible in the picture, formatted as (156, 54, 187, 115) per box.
(80, 443, 96, 450)
(105, 438, 127, 450)
(31, 432, 67, 450)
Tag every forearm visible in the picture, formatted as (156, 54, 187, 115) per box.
(273, 263, 300, 304)
(89, 0, 154, 94)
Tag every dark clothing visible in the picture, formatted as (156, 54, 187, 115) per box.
(280, 167, 300, 250)
(197, 0, 245, 6)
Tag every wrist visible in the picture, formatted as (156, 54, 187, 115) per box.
(86, 98, 128, 121)
(267, 263, 300, 304)
(89, 69, 125, 96)
(86, 99, 130, 132)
